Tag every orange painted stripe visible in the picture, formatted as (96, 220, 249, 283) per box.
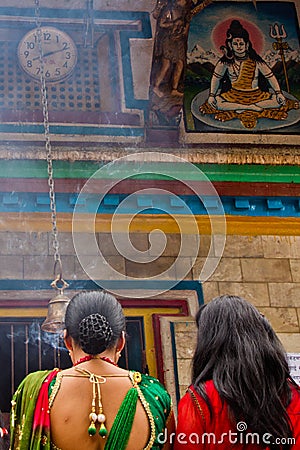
(0, 212, 299, 235)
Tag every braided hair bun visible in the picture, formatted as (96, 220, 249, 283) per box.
(79, 313, 113, 355)
(65, 290, 125, 355)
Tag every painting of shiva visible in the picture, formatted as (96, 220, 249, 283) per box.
(185, 1, 300, 133)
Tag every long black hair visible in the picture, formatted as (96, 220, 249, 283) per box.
(192, 295, 299, 449)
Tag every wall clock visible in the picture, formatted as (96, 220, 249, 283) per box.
(17, 26, 78, 83)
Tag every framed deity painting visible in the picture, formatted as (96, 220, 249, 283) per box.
(184, 1, 300, 135)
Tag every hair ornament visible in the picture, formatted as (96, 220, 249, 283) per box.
(79, 313, 113, 353)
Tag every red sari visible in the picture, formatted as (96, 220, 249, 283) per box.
(174, 380, 300, 449)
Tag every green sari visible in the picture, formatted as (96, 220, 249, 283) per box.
(10, 369, 172, 450)
(10, 369, 59, 450)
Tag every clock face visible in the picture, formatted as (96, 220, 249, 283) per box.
(17, 26, 78, 83)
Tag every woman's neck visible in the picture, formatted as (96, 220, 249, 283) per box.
(73, 354, 118, 367)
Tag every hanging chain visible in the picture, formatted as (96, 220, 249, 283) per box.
(83, 0, 94, 48)
(34, 0, 66, 286)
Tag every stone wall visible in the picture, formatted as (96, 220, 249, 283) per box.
(201, 235, 300, 352)
(1, 228, 300, 409)
(161, 234, 300, 406)
(1, 230, 299, 350)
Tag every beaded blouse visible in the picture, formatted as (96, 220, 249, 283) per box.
(49, 370, 172, 450)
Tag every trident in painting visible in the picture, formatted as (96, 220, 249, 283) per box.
(269, 23, 290, 93)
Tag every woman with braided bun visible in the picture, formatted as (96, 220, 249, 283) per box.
(10, 290, 175, 450)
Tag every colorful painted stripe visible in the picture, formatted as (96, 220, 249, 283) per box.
(0, 212, 299, 235)
(1, 161, 300, 183)
(0, 192, 299, 217)
(1, 178, 300, 197)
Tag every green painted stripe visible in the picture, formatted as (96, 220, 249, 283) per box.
(0, 160, 300, 183)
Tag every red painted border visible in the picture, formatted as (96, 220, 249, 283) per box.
(1, 178, 300, 196)
(0, 298, 190, 311)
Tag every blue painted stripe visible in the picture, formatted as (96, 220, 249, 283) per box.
(0, 279, 203, 304)
(120, 29, 149, 111)
(1, 192, 300, 217)
(0, 124, 144, 137)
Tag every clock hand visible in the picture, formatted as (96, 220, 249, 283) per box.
(32, 47, 70, 61)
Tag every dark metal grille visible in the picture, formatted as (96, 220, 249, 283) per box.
(0, 316, 145, 413)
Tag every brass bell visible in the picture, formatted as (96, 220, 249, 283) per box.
(41, 276, 70, 333)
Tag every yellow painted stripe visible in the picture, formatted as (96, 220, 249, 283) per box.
(0, 212, 300, 235)
(0, 308, 46, 317)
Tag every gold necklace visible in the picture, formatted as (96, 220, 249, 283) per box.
(75, 367, 115, 437)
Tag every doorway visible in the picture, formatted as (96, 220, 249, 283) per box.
(0, 316, 146, 413)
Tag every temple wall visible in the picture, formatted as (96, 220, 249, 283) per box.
(0, 0, 300, 412)
(1, 230, 299, 347)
